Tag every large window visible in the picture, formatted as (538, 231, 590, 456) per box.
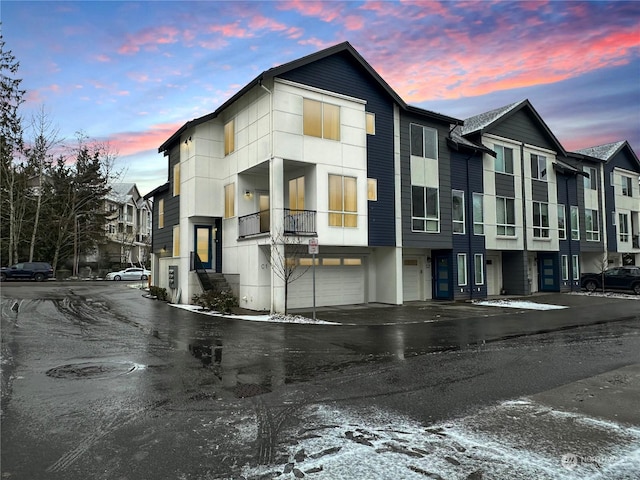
(328, 175, 357, 227)
(367, 178, 377, 201)
(158, 199, 165, 229)
(561, 255, 569, 281)
(474, 253, 484, 285)
(452, 190, 465, 234)
(366, 112, 375, 135)
(572, 255, 580, 280)
(585, 209, 600, 241)
(289, 177, 305, 211)
(533, 201, 550, 238)
(304, 99, 340, 140)
(570, 206, 580, 240)
(457, 253, 467, 286)
(412, 186, 439, 232)
(531, 154, 547, 181)
(224, 119, 235, 155)
(173, 163, 180, 196)
(558, 205, 566, 240)
(619, 213, 629, 242)
(473, 193, 484, 235)
(494, 145, 514, 174)
(410, 124, 437, 160)
(622, 176, 633, 196)
(172, 226, 180, 257)
(224, 183, 235, 219)
(584, 166, 597, 190)
(496, 197, 516, 236)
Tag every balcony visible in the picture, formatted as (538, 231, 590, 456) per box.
(238, 209, 316, 238)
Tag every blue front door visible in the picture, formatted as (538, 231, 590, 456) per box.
(434, 256, 451, 299)
(539, 253, 559, 291)
(194, 225, 213, 269)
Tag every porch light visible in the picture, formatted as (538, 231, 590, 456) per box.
(244, 190, 253, 198)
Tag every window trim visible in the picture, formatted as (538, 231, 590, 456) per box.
(173, 163, 180, 196)
(570, 205, 580, 240)
(531, 153, 547, 181)
(621, 175, 633, 197)
(494, 144, 514, 175)
(411, 186, 440, 233)
(572, 255, 580, 281)
(224, 183, 235, 219)
(532, 201, 550, 238)
(496, 196, 516, 237)
(619, 213, 629, 242)
(474, 253, 484, 285)
(328, 174, 357, 228)
(367, 178, 377, 201)
(304, 98, 340, 141)
(172, 225, 180, 258)
(558, 204, 566, 240)
(473, 193, 484, 235)
(585, 208, 600, 242)
(410, 123, 438, 161)
(457, 253, 468, 286)
(452, 190, 465, 234)
(561, 255, 569, 281)
(583, 166, 597, 190)
(224, 119, 235, 156)
(158, 198, 165, 229)
(366, 112, 375, 135)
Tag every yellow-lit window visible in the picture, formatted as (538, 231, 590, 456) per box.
(328, 175, 357, 227)
(285, 258, 296, 268)
(172, 225, 180, 257)
(224, 183, 235, 218)
(224, 119, 235, 155)
(173, 163, 180, 196)
(158, 199, 165, 229)
(343, 258, 362, 266)
(289, 176, 305, 212)
(322, 258, 341, 266)
(303, 98, 340, 140)
(299, 258, 319, 266)
(366, 112, 375, 135)
(367, 178, 377, 201)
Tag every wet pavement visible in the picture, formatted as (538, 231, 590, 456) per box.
(1, 282, 639, 479)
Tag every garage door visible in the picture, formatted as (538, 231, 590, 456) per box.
(288, 257, 365, 309)
(403, 258, 420, 301)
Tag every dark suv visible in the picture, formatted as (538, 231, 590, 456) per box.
(581, 266, 640, 295)
(0, 262, 54, 282)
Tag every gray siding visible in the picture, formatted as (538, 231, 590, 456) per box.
(152, 146, 180, 256)
(502, 250, 529, 295)
(488, 109, 557, 151)
(495, 173, 515, 197)
(531, 180, 548, 203)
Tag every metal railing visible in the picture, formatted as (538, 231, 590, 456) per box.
(190, 251, 213, 291)
(238, 209, 316, 237)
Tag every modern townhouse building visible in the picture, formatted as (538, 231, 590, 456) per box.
(100, 183, 152, 268)
(147, 42, 639, 311)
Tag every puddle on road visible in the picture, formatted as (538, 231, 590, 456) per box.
(46, 361, 146, 380)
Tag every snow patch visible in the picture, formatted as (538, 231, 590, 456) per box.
(169, 304, 339, 325)
(473, 300, 568, 310)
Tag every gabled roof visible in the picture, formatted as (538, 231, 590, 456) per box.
(448, 125, 496, 156)
(107, 183, 141, 204)
(158, 42, 461, 153)
(575, 140, 639, 168)
(459, 99, 567, 157)
(143, 182, 169, 200)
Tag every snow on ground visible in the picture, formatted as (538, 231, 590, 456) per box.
(569, 291, 640, 300)
(472, 300, 568, 310)
(169, 304, 340, 325)
(240, 401, 640, 480)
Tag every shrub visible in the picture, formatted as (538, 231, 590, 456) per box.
(149, 286, 168, 301)
(192, 290, 238, 314)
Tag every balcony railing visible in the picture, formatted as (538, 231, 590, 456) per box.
(238, 209, 316, 238)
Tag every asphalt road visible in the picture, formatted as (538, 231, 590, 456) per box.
(1, 282, 639, 479)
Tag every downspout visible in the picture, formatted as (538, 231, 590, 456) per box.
(599, 162, 608, 265)
(564, 176, 573, 289)
(520, 142, 529, 294)
(464, 151, 474, 300)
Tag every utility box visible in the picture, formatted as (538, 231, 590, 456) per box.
(168, 265, 178, 289)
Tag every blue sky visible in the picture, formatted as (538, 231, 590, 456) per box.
(3, 0, 639, 195)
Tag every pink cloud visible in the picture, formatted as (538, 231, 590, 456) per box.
(249, 15, 287, 32)
(107, 122, 185, 157)
(94, 54, 111, 63)
(344, 15, 364, 31)
(117, 26, 180, 55)
(208, 22, 253, 39)
(278, 0, 344, 22)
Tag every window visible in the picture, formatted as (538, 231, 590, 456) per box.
(224, 119, 235, 155)
(473, 193, 484, 235)
(474, 254, 484, 285)
(289, 177, 305, 212)
(531, 154, 547, 181)
(304, 99, 340, 140)
(299, 258, 319, 266)
(173, 163, 180, 196)
(224, 183, 235, 218)
(570, 206, 580, 240)
(619, 213, 630, 242)
(532, 201, 550, 238)
(366, 112, 375, 135)
(457, 253, 467, 286)
(572, 255, 580, 280)
(328, 175, 357, 227)
(452, 190, 465, 234)
(561, 255, 569, 281)
(410, 124, 437, 160)
(367, 178, 377, 201)
(343, 258, 362, 266)
(585, 209, 600, 241)
(412, 186, 439, 232)
(494, 145, 514, 174)
(622, 176, 633, 196)
(496, 197, 516, 236)
(172, 225, 180, 257)
(558, 205, 566, 240)
(322, 258, 341, 266)
(158, 199, 165, 229)
(584, 166, 597, 190)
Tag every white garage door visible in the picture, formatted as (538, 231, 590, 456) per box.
(288, 258, 365, 309)
(403, 258, 420, 301)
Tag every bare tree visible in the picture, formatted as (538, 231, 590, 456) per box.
(268, 230, 312, 314)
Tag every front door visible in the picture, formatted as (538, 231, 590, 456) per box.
(538, 253, 559, 291)
(194, 225, 213, 269)
(434, 255, 451, 299)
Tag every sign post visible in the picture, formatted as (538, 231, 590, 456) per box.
(308, 238, 319, 320)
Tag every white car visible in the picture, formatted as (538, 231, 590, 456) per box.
(105, 267, 151, 281)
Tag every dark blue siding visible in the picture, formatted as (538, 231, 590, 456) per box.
(278, 52, 396, 246)
(556, 163, 581, 291)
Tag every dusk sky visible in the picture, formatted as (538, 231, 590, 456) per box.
(3, 1, 639, 195)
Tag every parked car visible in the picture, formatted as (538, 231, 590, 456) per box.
(0, 262, 54, 282)
(581, 266, 640, 294)
(105, 267, 150, 281)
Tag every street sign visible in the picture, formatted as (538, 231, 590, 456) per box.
(308, 238, 319, 255)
